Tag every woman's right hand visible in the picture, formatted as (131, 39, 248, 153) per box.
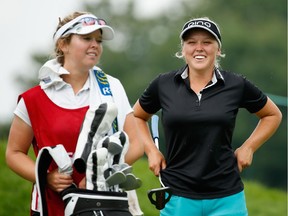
(47, 169, 74, 193)
(133, 101, 166, 176)
(147, 149, 166, 177)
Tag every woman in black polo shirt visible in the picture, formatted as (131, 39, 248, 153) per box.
(133, 17, 282, 216)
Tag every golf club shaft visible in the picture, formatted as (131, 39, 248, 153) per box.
(151, 115, 159, 149)
(151, 115, 165, 187)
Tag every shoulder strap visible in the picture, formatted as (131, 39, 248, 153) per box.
(94, 69, 119, 132)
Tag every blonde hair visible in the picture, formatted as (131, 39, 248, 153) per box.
(175, 17, 225, 68)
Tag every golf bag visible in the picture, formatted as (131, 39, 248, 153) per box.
(36, 145, 132, 216)
(35, 102, 141, 216)
(61, 188, 131, 216)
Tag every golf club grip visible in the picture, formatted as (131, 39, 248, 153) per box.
(151, 115, 159, 140)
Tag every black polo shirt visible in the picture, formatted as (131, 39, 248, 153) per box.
(139, 65, 267, 199)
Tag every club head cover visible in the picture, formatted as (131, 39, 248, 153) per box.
(100, 135, 123, 173)
(118, 131, 129, 161)
(86, 148, 108, 191)
(46, 144, 73, 175)
(35, 144, 72, 216)
(74, 102, 118, 173)
(111, 131, 129, 165)
(107, 136, 123, 155)
(103, 131, 129, 164)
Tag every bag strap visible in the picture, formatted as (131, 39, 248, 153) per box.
(94, 69, 119, 133)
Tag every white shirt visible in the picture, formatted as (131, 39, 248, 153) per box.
(15, 59, 133, 131)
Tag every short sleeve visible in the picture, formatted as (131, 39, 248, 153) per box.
(14, 97, 32, 126)
(139, 75, 161, 114)
(241, 78, 267, 113)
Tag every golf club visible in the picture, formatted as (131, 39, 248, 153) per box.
(147, 115, 172, 210)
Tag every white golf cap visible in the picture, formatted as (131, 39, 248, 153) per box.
(53, 14, 114, 42)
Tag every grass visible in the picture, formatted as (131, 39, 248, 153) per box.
(1, 140, 287, 215)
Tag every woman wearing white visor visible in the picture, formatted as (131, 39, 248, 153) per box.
(6, 11, 144, 216)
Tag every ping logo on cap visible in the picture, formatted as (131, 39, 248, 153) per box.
(180, 18, 222, 47)
(186, 20, 212, 29)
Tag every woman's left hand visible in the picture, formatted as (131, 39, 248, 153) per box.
(234, 146, 254, 172)
(47, 169, 74, 192)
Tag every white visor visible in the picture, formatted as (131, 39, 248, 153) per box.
(53, 14, 114, 43)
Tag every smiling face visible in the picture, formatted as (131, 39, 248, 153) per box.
(182, 28, 221, 73)
(60, 29, 103, 72)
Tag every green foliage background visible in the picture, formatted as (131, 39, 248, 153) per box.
(1, 0, 286, 214)
(25, 0, 287, 189)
